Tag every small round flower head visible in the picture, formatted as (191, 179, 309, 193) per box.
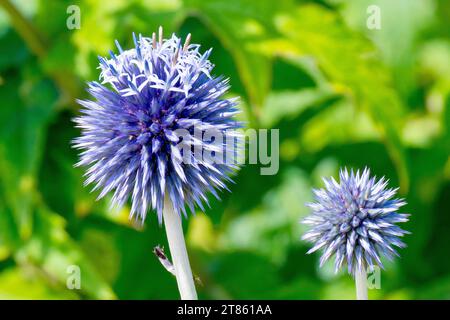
(302, 168, 410, 275)
(73, 27, 241, 222)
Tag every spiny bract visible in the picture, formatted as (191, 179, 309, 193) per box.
(302, 168, 410, 276)
(73, 28, 241, 222)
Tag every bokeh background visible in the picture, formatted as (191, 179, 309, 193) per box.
(0, 0, 449, 299)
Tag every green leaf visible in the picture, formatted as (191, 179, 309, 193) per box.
(79, 229, 120, 283)
(254, 4, 410, 191)
(15, 207, 116, 299)
(336, 0, 434, 96)
(211, 252, 280, 299)
(0, 29, 28, 71)
(260, 88, 336, 128)
(417, 275, 450, 299)
(182, 0, 293, 126)
(299, 100, 381, 153)
(221, 168, 311, 264)
(71, 0, 183, 80)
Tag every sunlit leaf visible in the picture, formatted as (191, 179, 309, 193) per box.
(254, 4, 410, 191)
(0, 74, 57, 238)
(15, 207, 116, 299)
(182, 0, 294, 126)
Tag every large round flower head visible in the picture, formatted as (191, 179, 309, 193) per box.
(73, 27, 242, 222)
(302, 168, 410, 276)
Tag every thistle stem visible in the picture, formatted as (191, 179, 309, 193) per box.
(163, 194, 198, 300)
(355, 267, 368, 300)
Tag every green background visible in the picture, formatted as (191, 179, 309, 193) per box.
(0, 0, 449, 299)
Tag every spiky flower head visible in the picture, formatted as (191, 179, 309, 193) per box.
(302, 168, 410, 276)
(73, 27, 241, 222)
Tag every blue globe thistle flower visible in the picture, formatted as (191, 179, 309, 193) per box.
(302, 168, 410, 275)
(73, 28, 241, 222)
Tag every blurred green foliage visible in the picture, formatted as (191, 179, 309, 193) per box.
(0, 0, 449, 299)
